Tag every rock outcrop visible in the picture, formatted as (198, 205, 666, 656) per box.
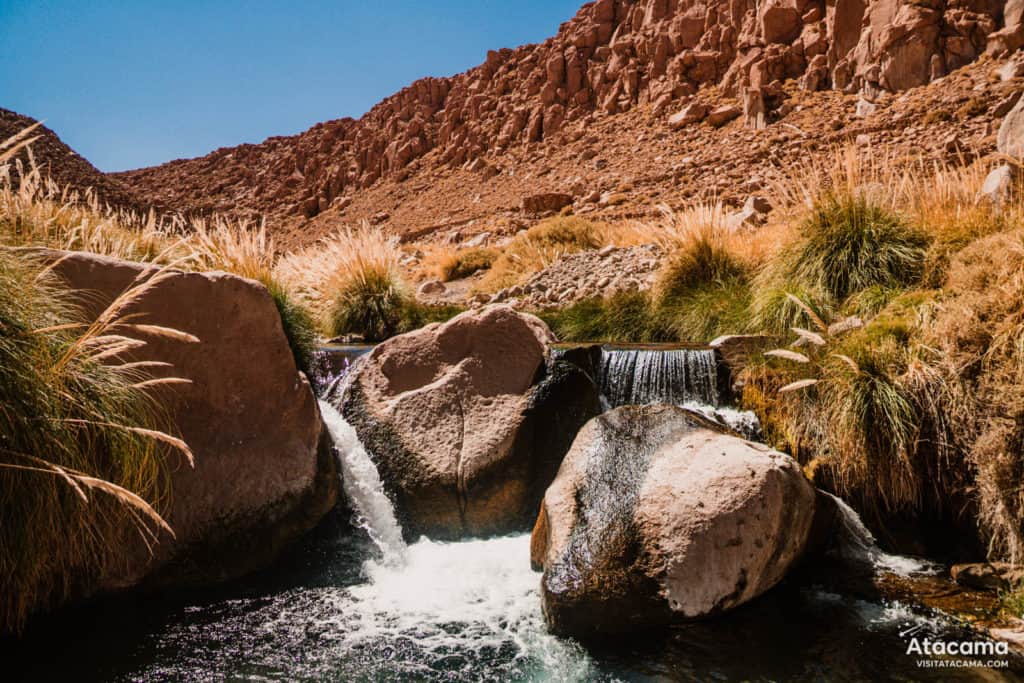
(1, 108, 140, 210)
(338, 305, 601, 539)
(112, 0, 1018, 239)
(532, 404, 817, 637)
(33, 249, 338, 588)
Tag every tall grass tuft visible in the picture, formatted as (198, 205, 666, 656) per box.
(186, 218, 317, 373)
(426, 245, 498, 282)
(276, 222, 432, 342)
(479, 217, 605, 292)
(788, 194, 928, 303)
(0, 250, 195, 634)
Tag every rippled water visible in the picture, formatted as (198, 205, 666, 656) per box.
(8, 508, 1024, 681)
(7, 403, 1024, 681)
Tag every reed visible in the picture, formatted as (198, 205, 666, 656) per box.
(0, 250, 195, 634)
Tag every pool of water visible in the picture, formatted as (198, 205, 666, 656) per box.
(7, 502, 1023, 683)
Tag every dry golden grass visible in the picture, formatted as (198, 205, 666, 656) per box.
(275, 222, 404, 320)
(477, 216, 606, 293)
(0, 250, 197, 633)
(421, 244, 498, 282)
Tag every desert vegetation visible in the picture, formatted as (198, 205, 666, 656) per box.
(0, 245, 196, 633)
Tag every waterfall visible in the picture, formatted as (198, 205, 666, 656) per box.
(318, 400, 407, 566)
(599, 347, 720, 408)
(825, 492, 934, 577)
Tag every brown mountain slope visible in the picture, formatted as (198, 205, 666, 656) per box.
(0, 108, 141, 210)
(113, 0, 1024, 248)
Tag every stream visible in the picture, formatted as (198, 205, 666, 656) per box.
(8, 346, 1024, 681)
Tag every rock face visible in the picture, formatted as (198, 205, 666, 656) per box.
(36, 249, 338, 588)
(338, 305, 601, 539)
(0, 108, 140, 210)
(532, 405, 817, 638)
(113, 0, 1015, 233)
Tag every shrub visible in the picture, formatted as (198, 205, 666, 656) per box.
(276, 223, 413, 342)
(328, 268, 408, 342)
(539, 291, 673, 343)
(0, 251, 193, 634)
(654, 224, 752, 342)
(479, 217, 605, 292)
(432, 246, 498, 282)
(789, 193, 928, 303)
(660, 276, 753, 342)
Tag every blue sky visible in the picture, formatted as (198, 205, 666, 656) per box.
(0, 1, 583, 171)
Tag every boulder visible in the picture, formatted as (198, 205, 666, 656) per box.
(979, 164, 1016, 206)
(668, 102, 707, 128)
(707, 104, 742, 127)
(33, 249, 338, 589)
(338, 305, 601, 539)
(417, 279, 446, 296)
(999, 96, 1024, 158)
(760, 0, 802, 44)
(952, 562, 1024, 592)
(533, 405, 817, 638)
(523, 192, 575, 214)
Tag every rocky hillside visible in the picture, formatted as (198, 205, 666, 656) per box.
(100, 1, 1024, 246)
(0, 108, 140, 210)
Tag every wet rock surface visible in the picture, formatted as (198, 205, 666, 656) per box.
(338, 305, 601, 539)
(533, 404, 817, 638)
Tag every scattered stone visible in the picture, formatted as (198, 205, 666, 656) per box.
(599, 191, 628, 206)
(994, 91, 1023, 118)
(523, 193, 575, 214)
(979, 164, 1017, 205)
(418, 279, 446, 296)
(952, 563, 1024, 592)
(707, 105, 741, 127)
(999, 96, 1024, 158)
(668, 102, 707, 129)
(461, 231, 492, 248)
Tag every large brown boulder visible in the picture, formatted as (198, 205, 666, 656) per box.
(337, 305, 601, 539)
(33, 249, 338, 589)
(532, 405, 817, 638)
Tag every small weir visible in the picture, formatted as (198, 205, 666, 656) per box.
(598, 346, 721, 408)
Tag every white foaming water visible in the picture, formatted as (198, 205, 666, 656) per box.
(318, 400, 407, 565)
(826, 492, 936, 577)
(313, 400, 592, 679)
(680, 400, 762, 439)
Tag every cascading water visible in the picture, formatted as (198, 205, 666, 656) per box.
(825, 492, 937, 577)
(302, 400, 594, 680)
(14, 353, 1019, 679)
(597, 347, 764, 440)
(318, 400, 406, 565)
(599, 347, 720, 408)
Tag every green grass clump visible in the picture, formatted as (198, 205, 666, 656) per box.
(327, 270, 464, 342)
(654, 230, 752, 341)
(789, 194, 928, 303)
(328, 270, 408, 342)
(660, 276, 752, 342)
(0, 251, 187, 634)
(539, 291, 673, 343)
(264, 280, 318, 376)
